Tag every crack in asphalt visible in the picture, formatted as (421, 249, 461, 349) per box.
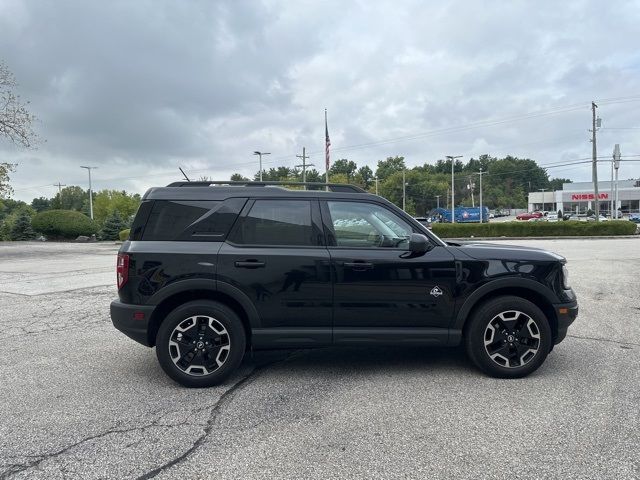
(567, 334, 639, 347)
(135, 352, 301, 480)
(0, 420, 204, 479)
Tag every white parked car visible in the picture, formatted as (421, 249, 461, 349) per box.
(546, 213, 558, 222)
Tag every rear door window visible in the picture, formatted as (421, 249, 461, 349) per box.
(230, 199, 320, 246)
(141, 198, 246, 241)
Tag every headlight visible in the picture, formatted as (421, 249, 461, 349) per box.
(562, 265, 570, 289)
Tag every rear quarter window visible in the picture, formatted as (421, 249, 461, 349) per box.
(140, 198, 246, 241)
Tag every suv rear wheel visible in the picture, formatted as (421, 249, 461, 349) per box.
(464, 296, 552, 378)
(156, 300, 246, 388)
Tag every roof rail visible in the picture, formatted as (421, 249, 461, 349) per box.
(165, 180, 366, 193)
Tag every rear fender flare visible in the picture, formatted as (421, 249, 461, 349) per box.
(147, 278, 261, 328)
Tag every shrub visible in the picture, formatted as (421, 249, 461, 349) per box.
(10, 211, 37, 240)
(0, 205, 36, 241)
(100, 210, 126, 240)
(119, 229, 130, 241)
(32, 210, 98, 239)
(432, 220, 637, 238)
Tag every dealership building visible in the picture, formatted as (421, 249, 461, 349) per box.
(527, 179, 640, 215)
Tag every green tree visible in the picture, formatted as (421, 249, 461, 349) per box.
(329, 159, 357, 182)
(92, 190, 141, 226)
(256, 167, 295, 181)
(354, 165, 374, 189)
(10, 211, 36, 240)
(375, 156, 405, 180)
(31, 197, 51, 212)
(433, 158, 465, 174)
(100, 210, 125, 240)
(0, 163, 16, 198)
(304, 169, 323, 183)
(50, 185, 89, 211)
(549, 178, 571, 191)
(230, 173, 249, 181)
(0, 203, 35, 240)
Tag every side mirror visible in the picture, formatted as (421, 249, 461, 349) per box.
(409, 233, 431, 254)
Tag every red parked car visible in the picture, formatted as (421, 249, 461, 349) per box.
(516, 212, 544, 221)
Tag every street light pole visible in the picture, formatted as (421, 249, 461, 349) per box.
(80, 166, 97, 220)
(446, 155, 462, 223)
(591, 102, 600, 221)
(435, 195, 441, 210)
(253, 151, 270, 181)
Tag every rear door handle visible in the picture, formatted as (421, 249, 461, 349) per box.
(234, 260, 266, 269)
(344, 261, 374, 271)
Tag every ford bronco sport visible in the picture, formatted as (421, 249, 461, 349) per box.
(110, 181, 578, 387)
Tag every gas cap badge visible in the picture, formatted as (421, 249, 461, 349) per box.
(430, 286, 443, 297)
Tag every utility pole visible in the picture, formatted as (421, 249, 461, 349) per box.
(80, 166, 97, 220)
(446, 155, 462, 223)
(402, 169, 406, 211)
(467, 176, 475, 207)
(295, 147, 314, 187)
(375, 177, 379, 195)
(435, 195, 441, 210)
(253, 151, 270, 181)
(53, 182, 66, 196)
(53, 182, 66, 208)
(478, 168, 484, 223)
(591, 102, 600, 221)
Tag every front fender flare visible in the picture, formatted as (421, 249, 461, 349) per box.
(453, 277, 559, 330)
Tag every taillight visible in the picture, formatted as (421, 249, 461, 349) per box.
(117, 253, 130, 289)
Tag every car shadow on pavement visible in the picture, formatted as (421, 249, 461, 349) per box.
(249, 345, 472, 376)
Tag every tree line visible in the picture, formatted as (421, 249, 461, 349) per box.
(0, 187, 140, 240)
(232, 154, 571, 215)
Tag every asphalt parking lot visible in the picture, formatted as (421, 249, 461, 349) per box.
(0, 239, 638, 479)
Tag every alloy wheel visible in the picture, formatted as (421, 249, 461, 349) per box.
(483, 310, 541, 368)
(168, 316, 231, 376)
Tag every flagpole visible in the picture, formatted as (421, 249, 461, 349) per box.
(324, 108, 330, 187)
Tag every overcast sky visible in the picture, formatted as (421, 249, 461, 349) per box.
(1, 0, 639, 201)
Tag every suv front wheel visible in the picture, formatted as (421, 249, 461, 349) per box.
(156, 300, 246, 388)
(464, 296, 552, 378)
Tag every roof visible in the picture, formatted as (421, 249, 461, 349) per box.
(143, 181, 376, 202)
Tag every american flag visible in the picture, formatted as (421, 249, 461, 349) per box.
(325, 109, 330, 172)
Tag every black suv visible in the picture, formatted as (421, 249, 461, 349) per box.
(110, 181, 578, 387)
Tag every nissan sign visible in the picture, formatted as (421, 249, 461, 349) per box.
(571, 193, 609, 201)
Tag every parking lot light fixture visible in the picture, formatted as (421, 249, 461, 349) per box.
(253, 151, 270, 181)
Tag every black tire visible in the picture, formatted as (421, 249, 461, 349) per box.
(464, 296, 552, 378)
(156, 300, 246, 388)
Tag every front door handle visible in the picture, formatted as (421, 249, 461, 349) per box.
(235, 260, 266, 269)
(344, 261, 374, 271)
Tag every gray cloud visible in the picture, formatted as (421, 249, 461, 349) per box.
(1, 0, 639, 200)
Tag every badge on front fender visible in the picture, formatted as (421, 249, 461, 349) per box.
(430, 286, 443, 297)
